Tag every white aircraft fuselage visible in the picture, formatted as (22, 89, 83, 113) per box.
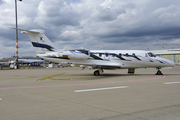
(37, 49, 175, 71)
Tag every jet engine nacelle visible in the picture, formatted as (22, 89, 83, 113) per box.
(58, 51, 89, 60)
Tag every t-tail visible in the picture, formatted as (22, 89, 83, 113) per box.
(14, 28, 57, 54)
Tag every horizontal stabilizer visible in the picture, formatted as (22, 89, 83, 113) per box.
(10, 27, 40, 34)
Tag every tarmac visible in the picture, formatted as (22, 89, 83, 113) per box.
(0, 67, 180, 120)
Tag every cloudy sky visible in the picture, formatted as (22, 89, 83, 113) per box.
(1, 0, 180, 58)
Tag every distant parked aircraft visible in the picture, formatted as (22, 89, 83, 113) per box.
(0, 62, 10, 66)
(9, 59, 44, 66)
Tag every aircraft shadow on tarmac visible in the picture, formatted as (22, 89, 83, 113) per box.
(42, 73, 138, 81)
(51, 73, 141, 81)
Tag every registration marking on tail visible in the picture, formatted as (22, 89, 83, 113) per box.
(74, 86, 128, 92)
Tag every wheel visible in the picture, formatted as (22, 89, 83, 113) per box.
(94, 70, 100, 76)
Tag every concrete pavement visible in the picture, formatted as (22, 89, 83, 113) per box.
(0, 67, 180, 120)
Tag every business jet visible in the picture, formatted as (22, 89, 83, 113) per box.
(13, 28, 175, 76)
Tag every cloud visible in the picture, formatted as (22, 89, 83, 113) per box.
(1, 0, 180, 58)
(34, 0, 80, 28)
(92, 0, 126, 22)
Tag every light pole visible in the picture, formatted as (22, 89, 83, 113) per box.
(14, 0, 22, 69)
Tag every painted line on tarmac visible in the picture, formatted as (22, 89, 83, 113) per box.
(164, 81, 180, 85)
(27, 76, 38, 78)
(74, 86, 128, 92)
(0, 76, 164, 90)
(37, 72, 66, 81)
(48, 78, 72, 81)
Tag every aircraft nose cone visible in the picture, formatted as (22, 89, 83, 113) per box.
(161, 57, 175, 67)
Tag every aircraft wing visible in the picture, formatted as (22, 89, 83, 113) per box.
(70, 62, 121, 69)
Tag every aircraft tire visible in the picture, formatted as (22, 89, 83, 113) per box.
(94, 70, 100, 76)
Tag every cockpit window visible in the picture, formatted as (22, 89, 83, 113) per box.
(148, 52, 156, 57)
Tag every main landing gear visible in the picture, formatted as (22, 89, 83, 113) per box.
(94, 69, 103, 76)
(156, 67, 163, 75)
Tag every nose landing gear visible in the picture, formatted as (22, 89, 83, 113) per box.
(156, 67, 163, 75)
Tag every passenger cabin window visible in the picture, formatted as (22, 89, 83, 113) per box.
(99, 53, 102, 57)
(105, 53, 108, 57)
(148, 52, 156, 57)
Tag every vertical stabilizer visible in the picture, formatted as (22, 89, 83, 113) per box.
(21, 29, 57, 54)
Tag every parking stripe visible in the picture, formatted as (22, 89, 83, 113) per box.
(74, 86, 128, 92)
(164, 81, 180, 84)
